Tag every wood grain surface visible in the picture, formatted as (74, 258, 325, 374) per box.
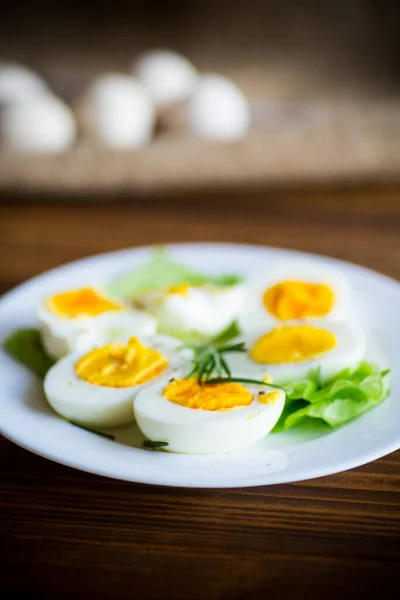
(1, 187, 399, 600)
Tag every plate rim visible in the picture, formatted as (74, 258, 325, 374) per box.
(2, 426, 399, 489)
(1, 242, 399, 488)
(2, 241, 400, 297)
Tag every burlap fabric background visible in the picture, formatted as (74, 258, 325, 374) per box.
(1, 99, 399, 195)
(1, 1, 399, 195)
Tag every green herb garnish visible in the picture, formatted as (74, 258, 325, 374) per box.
(206, 376, 285, 392)
(187, 342, 246, 384)
(210, 321, 241, 346)
(69, 422, 115, 440)
(143, 440, 169, 449)
(3, 328, 54, 378)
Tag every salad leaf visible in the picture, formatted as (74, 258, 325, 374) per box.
(272, 399, 310, 433)
(107, 247, 242, 299)
(274, 361, 391, 431)
(160, 320, 242, 345)
(282, 376, 319, 403)
(324, 361, 377, 386)
(3, 328, 54, 378)
(209, 274, 243, 286)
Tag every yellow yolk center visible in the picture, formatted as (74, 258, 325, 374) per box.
(250, 325, 336, 364)
(75, 337, 168, 388)
(259, 390, 281, 405)
(166, 284, 191, 296)
(263, 280, 335, 320)
(47, 287, 122, 318)
(163, 378, 253, 411)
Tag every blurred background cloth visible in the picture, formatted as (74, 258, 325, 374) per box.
(1, 0, 399, 195)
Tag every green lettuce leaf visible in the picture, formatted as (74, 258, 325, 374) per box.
(209, 274, 242, 286)
(155, 320, 242, 345)
(3, 328, 54, 378)
(325, 361, 377, 385)
(272, 399, 310, 433)
(274, 361, 391, 431)
(282, 376, 319, 402)
(107, 247, 242, 299)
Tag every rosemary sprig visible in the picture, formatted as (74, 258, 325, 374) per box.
(69, 422, 115, 440)
(222, 355, 233, 376)
(212, 348, 223, 375)
(143, 440, 169, 449)
(188, 341, 246, 384)
(206, 376, 285, 392)
(215, 342, 246, 353)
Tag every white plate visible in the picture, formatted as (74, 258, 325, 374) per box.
(0, 243, 399, 488)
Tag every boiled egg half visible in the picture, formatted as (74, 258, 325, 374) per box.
(38, 286, 156, 360)
(228, 321, 365, 383)
(134, 376, 285, 454)
(135, 283, 244, 341)
(239, 259, 351, 333)
(44, 334, 193, 427)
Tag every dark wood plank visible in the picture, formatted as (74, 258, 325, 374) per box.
(0, 187, 399, 599)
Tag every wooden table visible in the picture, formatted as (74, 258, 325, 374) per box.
(1, 187, 399, 599)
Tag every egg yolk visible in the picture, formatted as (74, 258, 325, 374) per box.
(166, 283, 191, 296)
(47, 288, 122, 319)
(250, 325, 336, 364)
(75, 337, 168, 388)
(163, 378, 253, 411)
(259, 390, 281, 405)
(263, 280, 335, 320)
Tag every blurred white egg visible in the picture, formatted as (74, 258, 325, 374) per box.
(188, 74, 250, 141)
(88, 74, 154, 149)
(134, 50, 198, 107)
(0, 63, 49, 104)
(1, 94, 77, 153)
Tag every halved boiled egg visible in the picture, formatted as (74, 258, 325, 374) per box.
(44, 334, 193, 427)
(227, 321, 365, 383)
(134, 283, 244, 340)
(38, 287, 156, 359)
(239, 259, 351, 333)
(134, 376, 285, 454)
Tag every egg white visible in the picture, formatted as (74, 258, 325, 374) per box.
(188, 74, 250, 141)
(2, 95, 77, 153)
(134, 378, 285, 454)
(44, 334, 194, 428)
(38, 293, 157, 360)
(0, 63, 49, 104)
(228, 321, 366, 383)
(87, 74, 155, 149)
(134, 50, 198, 107)
(239, 259, 351, 334)
(138, 284, 245, 340)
